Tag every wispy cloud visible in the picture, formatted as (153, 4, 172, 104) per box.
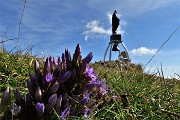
(83, 20, 111, 41)
(130, 47, 158, 56)
(120, 0, 176, 17)
(86, 0, 177, 18)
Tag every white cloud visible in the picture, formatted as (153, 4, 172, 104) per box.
(130, 47, 157, 56)
(83, 11, 127, 40)
(83, 20, 111, 40)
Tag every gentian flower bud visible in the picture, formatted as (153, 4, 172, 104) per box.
(62, 53, 66, 64)
(53, 57, 58, 67)
(55, 95, 62, 111)
(27, 80, 35, 95)
(26, 93, 32, 105)
(47, 94, 57, 109)
(35, 102, 45, 117)
(82, 52, 93, 65)
(0, 87, 10, 113)
(35, 86, 42, 101)
(34, 60, 41, 76)
(29, 72, 37, 84)
(49, 56, 53, 72)
(58, 56, 61, 64)
(66, 49, 71, 61)
(73, 44, 82, 66)
(81, 52, 93, 73)
(75, 44, 81, 56)
(43, 58, 51, 75)
(65, 49, 72, 68)
(14, 89, 24, 106)
(62, 53, 67, 70)
(61, 106, 70, 120)
(50, 81, 59, 94)
(63, 71, 72, 82)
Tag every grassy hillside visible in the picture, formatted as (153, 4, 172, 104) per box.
(90, 60, 180, 119)
(0, 52, 180, 119)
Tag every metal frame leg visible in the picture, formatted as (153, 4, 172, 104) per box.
(109, 44, 113, 61)
(118, 44, 121, 60)
(121, 42, 131, 62)
(103, 44, 111, 62)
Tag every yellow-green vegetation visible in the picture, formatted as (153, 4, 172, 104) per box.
(0, 52, 180, 119)
(0, 52, 42, 94)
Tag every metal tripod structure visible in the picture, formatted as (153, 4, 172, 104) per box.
(103, 34, 131, 62)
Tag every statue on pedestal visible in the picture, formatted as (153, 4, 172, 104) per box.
(104, 10, 130, 62)
(112, 10, 119, 34)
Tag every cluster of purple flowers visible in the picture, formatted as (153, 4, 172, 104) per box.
(0, 44, 109, 120)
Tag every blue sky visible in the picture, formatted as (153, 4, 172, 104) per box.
(0, 0, 180, 78)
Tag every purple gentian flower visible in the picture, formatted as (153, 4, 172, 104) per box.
(85, 65, 97, 81)
(12, 103, 21, 116)
(86, 80, 105, 89)
(100, 87, 107, 95)
(83, 108, 90, 119)
(81, 92, 90, 105)
(35, 102, 45, 117)
(61, 106, 70, 120)
(46, 73, 53, 82)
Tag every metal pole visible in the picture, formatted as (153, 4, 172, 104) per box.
(121, 42, 131, 61)
(109, 44, 113, 61)
(103, 43, 111, 62)
(118, 44, 121, 60)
